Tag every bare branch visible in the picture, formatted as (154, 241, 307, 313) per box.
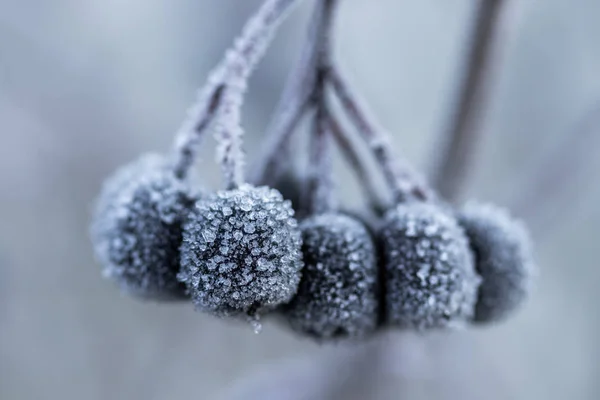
(171, 0, 304, 183)
(329, 66, 434, 203)
(432, 0, 510, 201)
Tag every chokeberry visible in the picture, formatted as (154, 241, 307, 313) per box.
(91, 153, 198, 300)
(179, 184, 303, 319)
(284, 213, 379, 340)
(458, 202, 535, 324)
(380, 202, 480, 329)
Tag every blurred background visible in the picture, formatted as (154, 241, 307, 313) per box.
(1, 0, 599, 399)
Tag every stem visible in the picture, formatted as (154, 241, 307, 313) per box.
(251, 0, 340, 185)
(306, 95, 335, 214)
(171, 0, 304, 182)
(327, 112, 384, 211)
(328, 67, 433, 203)
(432, 0, 509, 201)
(304, 0, 339, 214)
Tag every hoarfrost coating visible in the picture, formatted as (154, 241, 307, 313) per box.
(284, 213, 379, 340)
(458, 202, 536, 323)
(380, 202, 481, 329)
(90, 154, 198, 300)
(179, 184, 303, 318)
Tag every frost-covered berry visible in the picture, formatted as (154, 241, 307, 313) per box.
(380, 202, 480, 329)
(179, 184, 303, 319)
(458, 202, 535, 324)
(91, 153, 197, 300)
(284, 213, 379, 340)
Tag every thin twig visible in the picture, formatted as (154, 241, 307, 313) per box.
(328, 67, 433, 203)
(432, 0, 509, 201)
(327, 112, 384, 210)
(251, 0, 339, 185)
(171, 0, 304, 182)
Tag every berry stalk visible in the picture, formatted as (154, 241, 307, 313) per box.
(305, 94, 335, 214)
(171, 0, 304, 182)
(251, 0, 340, 186)
(328, 67, 434, 203)
(304, 0, 338, 214)
(326, 113, 384, 210)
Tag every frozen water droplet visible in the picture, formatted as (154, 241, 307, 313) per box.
(240, 198, 253, 212)
(417, 263, 430, 282)
(202, 229, 216, 243)
(244, 223, 256, 234)
(250, 318, 262, 334)
(424, 224, 438, 236)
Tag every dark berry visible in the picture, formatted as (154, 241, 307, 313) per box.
(380, 202, 480, 329)
(458, 202, 535, 324)
(284, 213, 379, 340)
(90, 153, 198, 300)
(179, 184, 303, 320)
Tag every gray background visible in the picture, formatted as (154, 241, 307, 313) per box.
(1, 0, 598, 399)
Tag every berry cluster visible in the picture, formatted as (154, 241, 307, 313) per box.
(90, 0, 536, 341)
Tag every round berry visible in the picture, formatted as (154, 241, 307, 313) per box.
(179, 184, 303, 319)
(380, 202, 480, 329)
(90, 153, 197, 300)
(458, 202, 535, 324)
(284, 213, 379, 340)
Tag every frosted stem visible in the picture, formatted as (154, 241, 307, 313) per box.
(306, 97, 336, 214)
(328, 67, 434, 203)
(327, 112, 384, 210)
(171, 0, 304, 183)
(251, 0, 340, 185)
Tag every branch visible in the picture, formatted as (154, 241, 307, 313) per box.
(432, 0, 510, 201)
(171, 0, 304, 182)
(328, 67, 434, 203)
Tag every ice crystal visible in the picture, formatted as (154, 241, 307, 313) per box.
(90, 154, 197, 300)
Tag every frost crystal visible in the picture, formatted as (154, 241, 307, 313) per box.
(284, 213, 379, 340)
(458, 202, 536, 323)
(179, 184, 303, 318)
(380, 202, 480, 329)
(90, 154, 198, 300)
